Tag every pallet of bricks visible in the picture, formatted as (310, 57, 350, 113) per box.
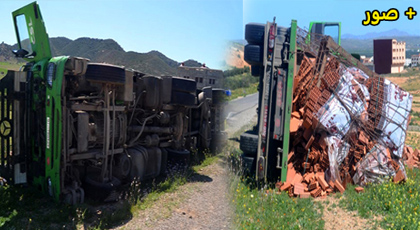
(277, 33, 414, 198)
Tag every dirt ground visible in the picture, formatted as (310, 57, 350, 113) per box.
(317, 196, 383, 230)
(225, 44, 250, 69)
(114, 160, 233, 230)
(385, 77, 410, 87)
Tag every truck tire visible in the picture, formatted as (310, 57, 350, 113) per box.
(240, 130, 258, 157)
(85, 63, 125, 83)
(245, 23, 265, 45)
(244, 45, 263, 65)
(241, 154, 256, 176)
(172, 77, 196, 94)
(171, 91, 196, 106)
(251, 65, 261, 77)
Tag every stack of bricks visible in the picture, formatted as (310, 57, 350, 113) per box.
(276, 170, 346, 199)
(284, 46, 412, 198)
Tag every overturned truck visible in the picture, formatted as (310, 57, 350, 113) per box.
(0, 2, 225, 204)
(241, 18, 412, 197)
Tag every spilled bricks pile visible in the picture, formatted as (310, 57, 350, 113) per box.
(403, 146, 420, 170)
(280, 54, 413, 198)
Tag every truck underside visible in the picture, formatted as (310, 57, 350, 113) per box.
(0, 57, 225, 204)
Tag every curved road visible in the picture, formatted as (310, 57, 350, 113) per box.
(224, 93, 258, 134)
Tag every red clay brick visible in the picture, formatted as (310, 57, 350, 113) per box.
(304, 172, 314, 183)
(280, 182, 291, 191)
(414, 149, 420, 157)
(310, 187, 322, 198)
(393, 169, 405, 183)
(286, 163, 296, 184)
(292, 173, 303, 185)
(300, 192, 311, 199)
(316, 174, 329, 190)
(303, 127, 313, 141)
(294, 183, 306, 196)
(359, 131, 369, 145)
(308, 181, 318, 191)
(334, 180, 345, 193)
(291, 111, 301, 119)
(290, 117, 302, 133)
(355, 187, 364, 193)
(305, 136, 315, 150)
(328, 180, 335, 188)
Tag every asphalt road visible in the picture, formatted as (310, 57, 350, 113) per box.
(224, 93, 258, 134)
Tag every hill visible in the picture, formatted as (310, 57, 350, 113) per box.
(224, 41, 250, 69)
(0, 37, 203, 76)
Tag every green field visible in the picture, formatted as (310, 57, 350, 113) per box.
(0, 62, 22, 71)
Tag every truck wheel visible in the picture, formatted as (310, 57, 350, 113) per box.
(251, 65, 262, 77)
(245, 23, 265, 45)
(200, 120, 211, 149)
(241, 154, 256, 176)
(244, 45, 263, 65)
(85, 63, 125, 83)
(172, 77, 197, 94)
(171, 91, 196, 106)
(240, 130, 258, 157)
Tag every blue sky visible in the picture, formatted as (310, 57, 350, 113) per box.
(1, 1, 419, 70)
(244, 0, 420, 37)
(1, 0, 243, 69)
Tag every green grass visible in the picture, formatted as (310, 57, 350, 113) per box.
(0, 148, 224, 229)
(0, 185, 86, 229)
(224, 71, 259, 101)
(228, 82, 258, 101)
(231, 177, 324, 230)
(341, 167, 420, 229)
(0, 62, 22, 71)
(401, 76, 420, 92)
(227, 121, 324, 230)
(382, 67, 420, 78)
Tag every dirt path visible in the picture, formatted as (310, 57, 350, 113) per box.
(318, 196, 382, 230)
(115, 160, 233, 230)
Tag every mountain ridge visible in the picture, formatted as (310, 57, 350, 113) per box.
(0, 37, 203, 76)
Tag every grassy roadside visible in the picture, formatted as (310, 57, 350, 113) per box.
(0, 62, 22, 71)
(341, 167, 420, 229)
(228, 123, 420, 229)
(226, 122, 324, 229)
(228, 82, 258, 101)
(0, 152, 223, 229)
(224, 67, 259, 101)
